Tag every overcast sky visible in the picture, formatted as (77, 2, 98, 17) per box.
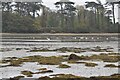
(42, 0, 118, 22)
(43, 0, 106, 9)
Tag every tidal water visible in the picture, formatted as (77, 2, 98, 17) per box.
(0, 34, 119, 79)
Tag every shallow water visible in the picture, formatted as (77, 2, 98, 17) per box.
(0, 61, 119, 79)
(0, 38, 119, 78)
(0, 40, 118, 49)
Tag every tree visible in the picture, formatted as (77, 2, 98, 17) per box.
(96, 0, 104, 30)
(55, 0, 76, 31)
(85, 1, 98, 31)
(106, 1, 120, 24)
(2, 2, 12, 12)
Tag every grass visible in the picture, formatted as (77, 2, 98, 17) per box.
(57, 64, 71, 68)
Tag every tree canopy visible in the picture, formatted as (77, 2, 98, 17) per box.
(1, 1, 119, 33)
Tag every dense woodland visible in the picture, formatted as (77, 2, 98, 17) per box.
(2, 0, 120, 33)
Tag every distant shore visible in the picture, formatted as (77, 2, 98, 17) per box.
(0, 33, 119, 36)
(1, 33, 118, 42)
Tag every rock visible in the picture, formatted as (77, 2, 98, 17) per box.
(68, 54, 80, 60)
(16, 48, 22, 50)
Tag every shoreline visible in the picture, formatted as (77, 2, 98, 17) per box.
(0, 33, 119, 36)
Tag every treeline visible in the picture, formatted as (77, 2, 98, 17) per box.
(2, 1, 119, 33)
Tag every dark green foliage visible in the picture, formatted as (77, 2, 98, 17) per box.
(2, 12, 37, 33)
(2, 2, 119, 33)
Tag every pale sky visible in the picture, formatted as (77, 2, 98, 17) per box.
(43, 0, 106, 9)
(42, 0, 118, 22)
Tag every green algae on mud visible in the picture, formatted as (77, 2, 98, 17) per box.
(68, 60, 86, 64)
(68, 60, 98, 67)
(9, 74, 120, 80)
(29, 46, 114, 53)
(50, 74, 80, 78)
(91, 46, 114, 52)
(29, 48, 55, 52)
(35, 70, 53, 74)
(56, 47, 86, 53)
(6, 56, 65, 66)
(57, 64, 71, 68)
(68, 54, 119, 62)
(29, 47, 86, 53)
(38, 73, 120, 80)
(21, 69, 53, 77)
(2, 52, 119, 67)
(85, 62, 98, 67)
(108, 53, 120, 55)
(37, 68, 47, 71)
(21, 71, 33, 77)
(37, 68, 54, 74)
(104, 64, 120, 68)
(11, 76, 24, 80)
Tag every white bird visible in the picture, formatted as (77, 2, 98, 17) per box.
(92, 37, 94, 39)
(106, 38, 109, 40)
(74, 37, 77, 39)
(47, 38, 50, 40)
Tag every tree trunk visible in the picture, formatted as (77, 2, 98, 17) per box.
(112, 4, 115, 24)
